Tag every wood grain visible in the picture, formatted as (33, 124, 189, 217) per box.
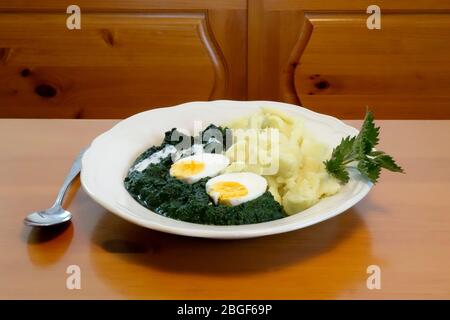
(247, 0, 264, 99)
(0, 0, 245, 11)
(293, 13, 450, 119)
(248, 0, 450, 119)
(264, 0, 450, 11)
(1, 0, 450, 119)
(0, 4, 247, 118)
(0, 119, 449, 299)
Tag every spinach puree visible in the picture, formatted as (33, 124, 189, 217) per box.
(124, 125, 286, 225)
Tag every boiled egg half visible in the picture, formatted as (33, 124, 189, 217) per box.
(169, 153, 230, 184)
(206, 172, 267, 206)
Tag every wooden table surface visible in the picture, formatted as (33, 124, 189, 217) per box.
(0, 119, 449, 299)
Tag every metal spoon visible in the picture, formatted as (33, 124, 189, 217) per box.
(24, 148, 87, 227)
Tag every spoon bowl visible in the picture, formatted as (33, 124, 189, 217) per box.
(24, 205, 72, 227)
(23, 148, 86, 227)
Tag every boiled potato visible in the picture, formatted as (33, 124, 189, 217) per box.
(225, 107, 341, 215)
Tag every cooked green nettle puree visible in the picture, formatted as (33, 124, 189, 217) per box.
(124, 125, 286, 225)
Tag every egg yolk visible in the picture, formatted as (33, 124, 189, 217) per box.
(211, 181, 248, 205)
(171, 160, 205, 178)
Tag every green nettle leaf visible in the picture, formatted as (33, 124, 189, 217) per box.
(324, 110, 404, 184)
(373, 154, 404, 173)
(333, 165, 350, 184)
(357, 158, 381, 183)
(338, 136, 356, 160)
(324, 158, 350, 184)
(353, 111, 380, 157)
(369, 150, 385, 157)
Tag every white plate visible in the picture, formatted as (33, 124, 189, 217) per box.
(81, 100, 372, 239)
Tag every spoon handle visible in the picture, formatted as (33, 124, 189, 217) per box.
(53, 148, 87, 207)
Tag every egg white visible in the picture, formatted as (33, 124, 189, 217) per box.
(206, 172, 267, 206)
(169, 153, 230, 184)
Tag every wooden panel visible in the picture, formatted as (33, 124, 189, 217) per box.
(0, 8, 246, 118)
(2, 0, 450, 119)
(264, 0, 450, 11)
(292, 13, 450, 119)
(209, 9, 247, 103)
(0, 0, 246, 11)
(248, 0, 450, 119)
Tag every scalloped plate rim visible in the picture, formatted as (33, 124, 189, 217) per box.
(80, 100, 372, 239)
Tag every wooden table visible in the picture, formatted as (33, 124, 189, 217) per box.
(0, 119, 449, 299)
